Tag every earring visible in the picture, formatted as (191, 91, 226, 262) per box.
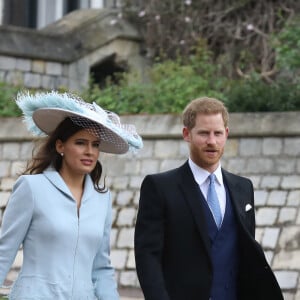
(61, 153, 64, 157)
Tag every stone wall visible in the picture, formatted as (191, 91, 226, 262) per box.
(0, 9, 145, 92)
(0, 112, 300, 299)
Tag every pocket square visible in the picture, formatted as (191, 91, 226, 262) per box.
(245, 204, 252, 212)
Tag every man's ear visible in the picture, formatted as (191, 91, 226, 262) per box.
(182, 127, 190, 142)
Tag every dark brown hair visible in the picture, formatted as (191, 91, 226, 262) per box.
(23, 117, 106, 192)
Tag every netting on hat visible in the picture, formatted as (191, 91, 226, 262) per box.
(70, 116, 127, 153)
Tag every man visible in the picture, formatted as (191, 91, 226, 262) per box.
(134, 97, 283, 300)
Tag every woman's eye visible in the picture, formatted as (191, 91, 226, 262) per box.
(93, 143, 100, 148)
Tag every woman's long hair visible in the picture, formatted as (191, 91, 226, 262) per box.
(23, 117, 106, 192)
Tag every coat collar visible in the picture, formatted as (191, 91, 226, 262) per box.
(43, 167, 94, 202)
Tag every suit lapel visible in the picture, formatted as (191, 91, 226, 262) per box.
(222, 169, 252, 231)
(178, 162, 211, 258)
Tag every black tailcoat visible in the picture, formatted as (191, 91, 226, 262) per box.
(134, 161, 283, 300)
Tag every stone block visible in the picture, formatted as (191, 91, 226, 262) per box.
(117, 228, 134, 248)
(119, 271, 139, 287)
(160, 159, 185, 172)
(154, 140, 179, 158)
(127, 250, 135, 269)
(278, 226, 300, 250)
(133, 191, 140, 206)
(32, 60, 45, 73)
(0, 177, 15, 191)
(116, 190, 134, 206)
(110, 228, 118, 247)
(0, 161, 11, 178)
(3, 143, 20, 160)
(112, 176, 129, 190)
(261, 176, 281, 189)
(254, 190, 268, 206)
(41, 74, 56, 89)
(262, 227, 280, 249)
(287, 190, 300, 206)
(6, 70, 24, 85)
(117, 208, 136, 226)
(273, 250, 300, 269)
(45, 61, 63, 75)
(0, 192, 10, 207)
(275, 158, 297, 174)
(111, 249, 128, 269)
(124, 160, 141, 175)
(129, 176, 143, 190)
(256, 208, 278, 226)
(24, 72, 41, 88)
(239, 138, 262, 156)
(0, 55, 16, 70)
(267, 190, 287, 206)
(283, 138, 300, 156)
(282, 176, 300, 189)
(246, 158, 274, 173)
(279, 208, 297, 224)
(262, 138, 283, 155)
(20, 142, 34, 160)
(224, 138, 239, 157)
(11, 161, 26, 177)
(275, 271, 298, 289)
(227, 158, 247, 174)
(134, 141, 154, 158)
(140, 159, 160, 175)
(16, 58, 31, 72)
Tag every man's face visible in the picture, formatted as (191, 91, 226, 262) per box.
(183, 113, 228, 173)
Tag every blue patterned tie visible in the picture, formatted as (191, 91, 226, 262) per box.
(207, 174, 222, 228)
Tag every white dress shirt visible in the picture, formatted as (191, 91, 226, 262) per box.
(188, 158, 226, 219)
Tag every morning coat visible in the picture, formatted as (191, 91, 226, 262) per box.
(134, 161, 283, 300)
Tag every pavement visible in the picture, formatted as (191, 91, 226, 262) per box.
(119, 287, 144, 300)
(0, 287, 144, 299)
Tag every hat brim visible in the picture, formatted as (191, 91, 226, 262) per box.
(32, 108, 129, 154)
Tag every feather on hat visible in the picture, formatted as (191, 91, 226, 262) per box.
(16, 91, 143, 154)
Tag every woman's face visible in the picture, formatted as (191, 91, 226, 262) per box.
(56, 129, 100, 177)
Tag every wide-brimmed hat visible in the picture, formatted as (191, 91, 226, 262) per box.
(16, 91, 143, 154)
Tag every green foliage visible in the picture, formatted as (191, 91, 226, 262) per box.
(224, 75, 300, 112)
(273, 18, 300, 71)
(1, 30, 300, 116)
(82, 44, 227, 114)
(0, 82, 22, 116)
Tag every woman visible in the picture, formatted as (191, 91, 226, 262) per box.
(0, 91, 143, 299)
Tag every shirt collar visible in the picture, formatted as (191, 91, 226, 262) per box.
(188, 158, 223, 186)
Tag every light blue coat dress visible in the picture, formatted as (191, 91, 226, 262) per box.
(0, 168, 119, 300)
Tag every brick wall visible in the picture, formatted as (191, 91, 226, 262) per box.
(0, 113, 300, 299)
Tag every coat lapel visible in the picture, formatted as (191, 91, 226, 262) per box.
(222, 169, 253, 233)
(178, 162, 211, 258)
(43, 168, 95, 202)
(43, 168, 73, 199)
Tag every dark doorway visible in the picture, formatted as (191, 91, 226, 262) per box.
(90, 54, 127, 88)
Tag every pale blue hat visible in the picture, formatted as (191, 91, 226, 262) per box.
(16, 91, 143, 154)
